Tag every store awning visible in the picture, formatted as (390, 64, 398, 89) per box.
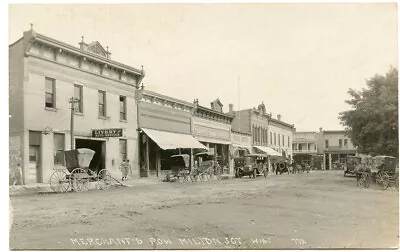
(232, 144, 253, 153)
(195, 136, 231, 145)
(141, 128, 207, 150)
(254, 146, 282, 157)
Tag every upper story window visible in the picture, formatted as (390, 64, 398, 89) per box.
(278, 134, 281, 146)
(45, 77, 55, 108)
(282, 135, 285, 146)
(270, 132, 272, 145)
(339, 139, 343, 148)
(74, 85, 83, 113)
(325, 139, 329, 148)
(120, 96, 127, 121)
(288, 136, 290, 147)
(274, 133, 276, 145)
(98, 91, 106, 117)
(344, 139, 348, 148)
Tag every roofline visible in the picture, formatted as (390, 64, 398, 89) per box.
(196, 105, 235, 120)
(269, 117, 294, 128)
(9, 37, 24, 48)
(141, 89, 195, 108)
(323, 130, 346, 134)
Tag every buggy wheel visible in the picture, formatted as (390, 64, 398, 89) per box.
(253, 169, 257, 179)
(70, 168, 90, 192)
(376, 172, 390, 190)
(97, 169, 112, 190)
(49, 170, 70, 193)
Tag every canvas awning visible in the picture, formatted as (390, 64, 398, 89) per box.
(195, 136, 231, 145)
(232, 144, 253, 153)
(141, 128, 207, 150)
(254, 146, 282, 157)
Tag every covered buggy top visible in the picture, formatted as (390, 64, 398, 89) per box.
(64, 148, 96, 172)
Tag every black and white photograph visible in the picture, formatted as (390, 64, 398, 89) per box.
(7, 2, 399, 250)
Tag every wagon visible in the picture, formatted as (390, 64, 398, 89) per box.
(49, 148, 112, 192)
(191, 152, 222, 181)
(357, 155, 398, 191)
(164, 154, 191, 182)
(373, 156, 399, 190)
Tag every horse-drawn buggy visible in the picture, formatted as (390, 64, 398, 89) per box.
(49, 148, 112, 192)
(234, 154, 268, 179)
(191, 152, 222, 181)
(357, 155, 398, 190)
(164, 154, 191, 182)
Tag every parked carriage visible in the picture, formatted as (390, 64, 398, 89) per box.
(344, 156, 361, 177)
(164, 154, 191, 182)
(191, 152, 222, 181)
(357, 155, 399, 191)
(49, 148, 112, 192)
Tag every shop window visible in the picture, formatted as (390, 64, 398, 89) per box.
(119, 139, 127, 162)
(344, 139, 348, 148)
(120, 96, 127, 121)
(45, 77, 55, 108)
(98, 90, 106, 117)
(53, 133, 65, 165)
(74, 85, 83, 113)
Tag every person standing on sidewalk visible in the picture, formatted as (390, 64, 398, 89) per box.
(125, 159, 132, 180)
(119, 159, 127, 181)
(12, 163, 25, 189)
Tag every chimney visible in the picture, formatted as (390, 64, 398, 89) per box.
(277, 114, 281, 121)
(319, 127, 323, 132)
(79, 36, 88, 50)
(229, 104, 234, 113)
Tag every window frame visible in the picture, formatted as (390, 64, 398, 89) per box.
(74, 84, 83, 113)
(344, 139, 348, 148)
(339, 139, 343, 148)
(119, 139, 127, 162)
(98, 90, 107, 118)
(119, 95, 127, 121)
(325, 139, 329, 148)
(45, 77, 56, 109)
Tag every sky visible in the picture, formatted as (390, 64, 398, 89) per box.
(8, 3, 398, 131)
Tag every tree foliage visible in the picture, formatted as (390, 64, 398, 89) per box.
(339, 67, 398, 157)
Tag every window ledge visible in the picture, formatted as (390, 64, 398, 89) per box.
(45, 107, 57, 112)
(119, 119, 128, 123)
(99, 116, 108, 120)
(74, 112, 84, 116)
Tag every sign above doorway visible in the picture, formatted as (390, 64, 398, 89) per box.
(92, 128, 123, 138)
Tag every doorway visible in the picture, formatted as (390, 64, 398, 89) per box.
(75, 138, 105, 174)
(29, 131, 42, 183)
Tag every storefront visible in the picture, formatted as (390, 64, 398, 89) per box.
(231, 130, 252, 158)
(137, 89, 206, 177)
(192, 99, 234, 174)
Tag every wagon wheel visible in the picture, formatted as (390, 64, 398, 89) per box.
(253, 169, 257, 179)
(97, 169, 112, 190)
(49, 170, 70, 193)
(216, 167, 222, 180)
(70, 168, 90, 192)
(376, 172, 390, 190)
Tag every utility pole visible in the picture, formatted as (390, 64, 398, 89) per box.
(69, 97, 78, 150)
(238, 76, 241, 132)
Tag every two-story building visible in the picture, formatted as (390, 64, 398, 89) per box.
(9, 28, 144, 184)
(317, 128, 357, 170)
(267, 114, 294, 163)
(136, 88, 206, 178)
(192, 98, 234, 174)
(292, 130, 322, 169)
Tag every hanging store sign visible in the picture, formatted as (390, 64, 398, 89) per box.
(92, 128, 123, 138)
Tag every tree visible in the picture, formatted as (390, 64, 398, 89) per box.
(339, 67, 398, 157)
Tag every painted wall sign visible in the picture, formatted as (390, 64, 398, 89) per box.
(92, 128, 123, 138)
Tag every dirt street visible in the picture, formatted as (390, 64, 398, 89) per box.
(9, 171, 399, 250)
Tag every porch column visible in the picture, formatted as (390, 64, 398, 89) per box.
(328, 153, 332, 170)
(145, 135, 150, 177)
(323, 153, 326, 170)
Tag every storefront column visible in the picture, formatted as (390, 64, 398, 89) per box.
(190, 148, 194, 171)
(145, 135, 150, 177)
(328, 153, 332, 170)
(323, 153, 326, 170)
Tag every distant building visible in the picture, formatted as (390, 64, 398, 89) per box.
(231, 102, 294, 172)
(9, 27, 144, 184)
(317, 128, 357, 170)
(292, 130, 321, 169)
